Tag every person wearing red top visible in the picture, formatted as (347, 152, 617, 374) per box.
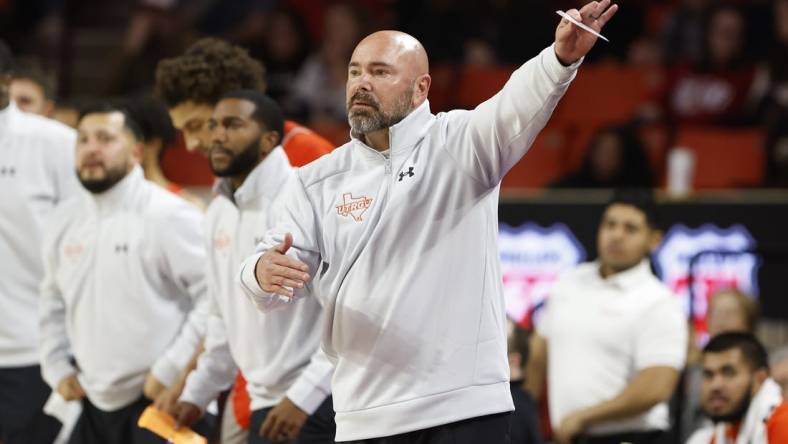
(153, 37, 333, 444)
(687, 332, 788, 444)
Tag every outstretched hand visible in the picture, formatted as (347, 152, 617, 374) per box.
(555, 0, 619, 65)
(254, 233, 311, 299)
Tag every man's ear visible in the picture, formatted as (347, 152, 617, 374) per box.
(131, 141, 144, 164)
(649, 229, 664, 253)
(754, 367, 770, 392)
(260, 130, 281, 155)
(413, 74, 431, 106)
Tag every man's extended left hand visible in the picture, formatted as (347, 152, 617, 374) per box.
(554, 410, 590, 444)
(555, 0, 619, 65)
(260, 397, 308, 442)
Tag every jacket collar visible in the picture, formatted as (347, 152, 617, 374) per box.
(352, 99, 435, 162)
(597, 258, 654, 290)
(214, 146, 292, 208)
(0, 101, 16, 135)
(90, 165, 144, 214)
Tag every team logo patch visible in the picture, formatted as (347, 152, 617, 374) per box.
(499, 223, 586, 328)
(654, 224, 759, 341)
(336, 193, 373, 222)
(63, 242, 84, 259)
(213, 231, 232, 251)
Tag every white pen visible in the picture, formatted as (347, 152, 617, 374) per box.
(556, 10, 610, 42)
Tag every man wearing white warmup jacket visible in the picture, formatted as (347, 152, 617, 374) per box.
(239, 3, 619, 442)
(39, 106, 209, 444)
(0, 40, 76, 444)
(171, 91, 335, 444)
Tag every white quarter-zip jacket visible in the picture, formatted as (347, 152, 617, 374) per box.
(240, 45, 581, 441)
(0, 102, 78, 367)
(39, 166, 208, 411)
(179, 147, 333, 413)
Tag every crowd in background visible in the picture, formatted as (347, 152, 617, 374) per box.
(2, 0, 788, 190)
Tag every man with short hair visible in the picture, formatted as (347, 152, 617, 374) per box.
(239, 2, 619, 442)
(10, 60, 56, 116)
(687, 332, 788, 444)
(39, 106, 209, 444)
(0, 39, 76, 444)
(527, 190, 687, 444)
(170, 90, 335, 444)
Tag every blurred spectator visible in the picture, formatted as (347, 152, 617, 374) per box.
(121, 94, 205, 209)
(552, 125, 655, 188)
(10, 59, 55, 116)
(686, 333, 788, 444)
(681, 288, 758, 442)
(661, 0, 711, 65)
(507, 319, 545, 444)
(707, 288, 758, 338)
(770, 346, 788, 399)
(758, 0, 788, 124)
(662, 3, 759, 126)
(764, 113, 788, 187)
(528, 190, 687, 444)
(290, 2, 366, 125)
(255, 7, 312, 115)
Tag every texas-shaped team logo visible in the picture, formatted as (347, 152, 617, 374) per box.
(336, 193, 373, 222)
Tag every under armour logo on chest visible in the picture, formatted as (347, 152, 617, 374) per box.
(0, 166, 16, 177)
(398, 167, 415, 181)
(114, 244, 128, 253)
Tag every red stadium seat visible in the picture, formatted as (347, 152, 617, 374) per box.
(552, 64, 662, 127)
(675, 127, 765, 188)
(455, 65, 516, 109)
(501, 126, 570, 189)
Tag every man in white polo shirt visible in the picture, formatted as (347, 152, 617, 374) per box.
(0, 39, 77, 444)
(527, 190, 687, 444)
(39, 105, 208, 444)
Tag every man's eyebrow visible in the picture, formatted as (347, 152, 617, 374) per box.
(348, 61, 395, 68)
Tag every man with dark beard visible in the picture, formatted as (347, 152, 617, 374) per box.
(169, 91, 335, 444)
(687, 333, 788, 444)
(38, 106, 209, 444)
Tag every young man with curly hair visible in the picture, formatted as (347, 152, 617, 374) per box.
(155, 38, 333, 166)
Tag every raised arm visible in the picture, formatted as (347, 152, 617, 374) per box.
(443, 0, 618, 188)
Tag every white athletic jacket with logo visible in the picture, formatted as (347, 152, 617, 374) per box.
(240, 45, 581, 441)
(179, 147, 333, 413)
(39, 166, 208, 411)
(0, 102, 78, 368)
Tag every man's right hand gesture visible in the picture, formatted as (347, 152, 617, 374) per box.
(57, 374, 85, 401)
(171, 401, 202, 429)
(254, 233, 311, 298)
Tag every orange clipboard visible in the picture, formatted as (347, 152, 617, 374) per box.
(137, 406, 207, 444)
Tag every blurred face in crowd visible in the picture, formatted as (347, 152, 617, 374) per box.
(708, 8, 744, 66)
(76, 111, 141, 193)
(771, 356, 788, 399)
(597, 203, 660, 276)
(707, 291, 750, 337)
(0, 73, 10, 109)
(209, 98, 277, 181)
(776, 0, 788, 45)
(169, 100, 214, 155)
(346, 31, 430, 136)
(701, 348, 767, 423)
(10, 77, 53, 116)
(590, 131, 623, 182)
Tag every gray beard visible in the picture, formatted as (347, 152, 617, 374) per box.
(348, 88, 414, 137)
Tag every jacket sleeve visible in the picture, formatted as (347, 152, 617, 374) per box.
(38, 217, 77, 389)
(239, 175, 322, 312)
(150, 204, 210, 387)
(442, 44, 581, 189)
(285, 347, 334, 414)
(178, 295, 237, 411)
